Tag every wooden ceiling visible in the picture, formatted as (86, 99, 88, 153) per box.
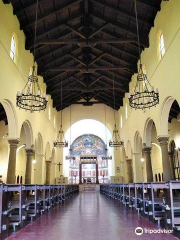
(3, 0, 164, 110)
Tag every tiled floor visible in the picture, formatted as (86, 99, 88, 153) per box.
(6, 193, 178, 240)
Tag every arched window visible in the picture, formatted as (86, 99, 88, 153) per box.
(125, 104, 128, 119)
(54, 116, 56, 128)
(120, 115, 123, 128)
(159, 33, 165, 59)
(10, 34, 17, 62)
(17, 175, 19, 184)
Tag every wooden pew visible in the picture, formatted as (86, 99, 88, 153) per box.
(165, 181, 180, 230)
(149, 182, 169, 226)
(2, 184, 29, 233)
(134, 183, 143, 214)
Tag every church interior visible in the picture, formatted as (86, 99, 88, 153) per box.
(0, 0, 180, 239)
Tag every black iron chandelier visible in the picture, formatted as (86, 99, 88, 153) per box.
(109, 76, 123, 149)
(16, 0, 48, 112)
(128, 0, 159, 110)
(54, 81, 68, 148)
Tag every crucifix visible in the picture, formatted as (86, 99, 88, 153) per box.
(57, 162, 62, 172)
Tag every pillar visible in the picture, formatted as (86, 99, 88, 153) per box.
(126, 159, 133, 183)
(79, 164, 82, 184)
(25, 149, 34, 184)
(6, 139, 19, 184)
(46, 161, 51, 184)
(96, 163, 99, 184)
(158, 137, 172, 181)
(142, 147, 153, 182)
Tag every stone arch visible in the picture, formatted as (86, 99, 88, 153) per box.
(143, 118, 157, 147)
(160, 96, 178, 136)
(1, 99, 18, 139)
(22, 120, 33, 149)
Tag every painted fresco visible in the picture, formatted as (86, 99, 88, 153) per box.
(71, 134, 106, 156)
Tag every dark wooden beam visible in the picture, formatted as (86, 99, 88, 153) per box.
(45, 65, 133, 73)
(90, 13, 148, 46)
(13, 0, 44, 15)
(88, 23, 108, 38)
(21, 0, 84, 30)
(90, 0, 152, 26)
(26, 14, 83, 49)
(65, 23, 86, 39)
(37, 37, 138, 46)
(38, 46, 80, 69)
(92, 45, 137, 68)
(69, 53, 87, 67)
(88, 53, 106, 66)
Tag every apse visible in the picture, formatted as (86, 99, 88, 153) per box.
(63, 119, 114, 180)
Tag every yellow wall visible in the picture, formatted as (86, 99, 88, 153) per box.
(118, 0, 180, 182)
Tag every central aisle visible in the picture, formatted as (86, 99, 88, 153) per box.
(7, 193, 177, 240)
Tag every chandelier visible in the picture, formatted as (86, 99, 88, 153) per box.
(54, 81, 68, 148)
(109, 124, 123, 149)
(129, 0, 159, 110)
(109, 76, 123, 149)
(16, 0, 48, 112)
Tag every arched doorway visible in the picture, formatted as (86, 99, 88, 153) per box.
(69, 134, 107, 184)
(63, 119, 113, 183)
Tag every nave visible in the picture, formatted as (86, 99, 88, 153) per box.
(5, 192, 178, 240)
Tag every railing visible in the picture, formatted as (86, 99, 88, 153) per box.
(100, 181, 180, 231)
(0, 184, 79, 239)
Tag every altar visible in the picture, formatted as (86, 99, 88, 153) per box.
(79, 155, 99, 184)
(79, 184, 100, 192)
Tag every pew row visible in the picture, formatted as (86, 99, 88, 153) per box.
(100, 181, 180, 231)
(0, 184, 79, 239)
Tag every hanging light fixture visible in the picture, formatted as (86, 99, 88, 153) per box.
(103, 105, 112, 160)
(128, 0, 159, 110)
(16, 0, 48, 112)
(54, 81, 68, 148)
(66, 106, 75, 159)
(109, 75, 123, 149)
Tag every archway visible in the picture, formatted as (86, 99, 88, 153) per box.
(143, 118, 162, 182)
(0, 103, 9, 183)
(16, 121, 34, 184)
(160, 97, 180, 180)
(1, 99, 18, 139)
(63, 119, 114, 183)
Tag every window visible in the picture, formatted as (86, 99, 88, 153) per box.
(120, 115, 123, 128)
(125, 104, 128, 119)
(159, 33, 165, 58)
(10, 35, 17, 62)
(54, 116, 56, 128)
